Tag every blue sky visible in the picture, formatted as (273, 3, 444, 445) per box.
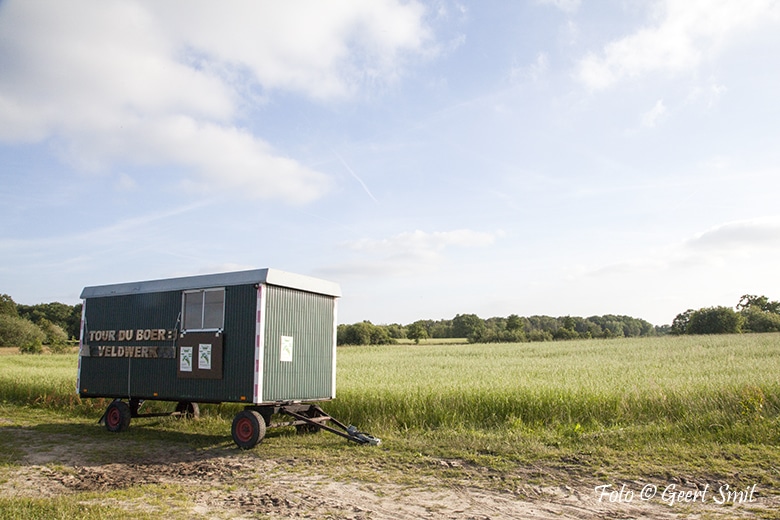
(2, 0, 780, 326)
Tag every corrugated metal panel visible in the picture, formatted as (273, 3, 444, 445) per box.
(219, 284, 257, 401)
(78, 271, 339, 405)
(79, 291, 181, 399)
(79, 285, 259, 403)
(262, 285, 335, 402)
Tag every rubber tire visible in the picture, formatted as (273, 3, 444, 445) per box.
(105, 401, 131, 433)
(175, 401, 200, 419)
(231, 410, 266, 449)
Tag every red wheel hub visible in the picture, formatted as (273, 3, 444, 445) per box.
(235, 417, 254, 442)
(106, 408, 120, 427)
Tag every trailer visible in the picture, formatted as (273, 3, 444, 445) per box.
(77, 268, 379, 448)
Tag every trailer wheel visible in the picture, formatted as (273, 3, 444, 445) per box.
(175, 401, 200, 419)
(104, 401, 131, 433)
(231, 410, 266, 449)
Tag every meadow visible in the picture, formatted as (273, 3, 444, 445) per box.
(2, 334, 780, 489)
(330, 333, 780, 434)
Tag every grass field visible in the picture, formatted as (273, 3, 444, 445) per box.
(1, 333, 780, 514)
(330, 333, 780, 434)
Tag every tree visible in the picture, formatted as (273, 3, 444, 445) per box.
(338, 322, 372, 345)
(337, 321, 395, 345)
(369, 324, 393, 345)
(506, 314, 523, 332)
(17, 301, 82, 339)
(0, 294, 17, 316)
(686, 306, 742, 335)
(452, 314, 486, 342)
(670, 309, 694, 335)
(741, 307, 780, 333)
(406, 321, 429, 344)
(38, 318, 70, 352)
(737, 294, 780, 314)
(0, 314, 45, 353)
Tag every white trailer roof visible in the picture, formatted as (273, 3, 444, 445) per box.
(80, 268, 341, 299)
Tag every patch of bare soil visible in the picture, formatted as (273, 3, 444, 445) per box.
(0, 425, 777, 519)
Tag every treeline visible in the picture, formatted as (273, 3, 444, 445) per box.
(671, 294, 780, 335)
(0, 294, 81, 353)
(338, 313, 659, 346)
(4, 291, 777, 351)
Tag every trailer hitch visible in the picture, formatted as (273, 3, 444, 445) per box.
(276, 404, 381, 446)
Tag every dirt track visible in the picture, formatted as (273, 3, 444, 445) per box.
(1, 423, 777, 519)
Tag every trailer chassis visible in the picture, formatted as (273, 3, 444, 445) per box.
(99, 399, 380, 449)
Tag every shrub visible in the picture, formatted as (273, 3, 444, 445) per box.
(39, 318, 70, 353)
(687, 306, 743, 335)
(741, 308, 780, 333)
(0, 314, 45, 353)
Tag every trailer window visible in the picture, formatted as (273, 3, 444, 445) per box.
(182, 288, 224, 331)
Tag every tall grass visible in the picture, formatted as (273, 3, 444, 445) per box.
(326, 334, 780, 436)
(0, 354, 88, 410)
(1, 334, 779, 438)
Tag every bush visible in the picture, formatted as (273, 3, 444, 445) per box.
(0, 293, 17, 316)
(337, 321, 396, 345)
(39, 318, 70, 353)
(687, 306, 743, 335)
(741, 308, 780, 333)
(0, 314, 45, 353)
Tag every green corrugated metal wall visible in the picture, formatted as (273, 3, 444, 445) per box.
(79, 282, 336, 404)
(80, 285, 258, 402)
(262, 285, 335, 402)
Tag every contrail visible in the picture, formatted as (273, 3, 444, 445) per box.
(332, 148, 378, 203)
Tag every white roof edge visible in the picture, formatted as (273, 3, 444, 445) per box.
(80, 268, 341, 299)
(264, 269, 342, 298)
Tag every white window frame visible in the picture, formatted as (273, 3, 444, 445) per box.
(182, 287, 225, 332)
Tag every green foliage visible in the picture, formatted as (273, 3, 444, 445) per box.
(337, 321, 395, 346)
(17, 301, 82, 339)
(338, 313, 658, 345)
(406, 321, 429, 344)
(741, 307, 780, 333)
(686, 306, 743, 335)
(384, 323, 407, 339)
(0, 293, 18, 316)
(670, 309, 693, 335)
(506, 314, 523, 332)
(451, 313, 486, 342)
(737, 294, 780, 314)
(0, 314, 45, 353)
(673, 294, 780, 336)
(38, 318, 70, 352)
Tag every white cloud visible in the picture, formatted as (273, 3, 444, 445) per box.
(348, 229, 497, 253)
(577, 0, 780, 89)
(115, 173, 138, 192)
(0, 0, 430, 203)
(321, 229, 500, 277)
(686, 81, 728, 109)
(581, 216, 780, 281)
(537, 0, 581, 14)
(685, 216, 780, 251)
(510, 53, 549, 84)
(640, 99, 667, 128)
(149, 0, 430, 100)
